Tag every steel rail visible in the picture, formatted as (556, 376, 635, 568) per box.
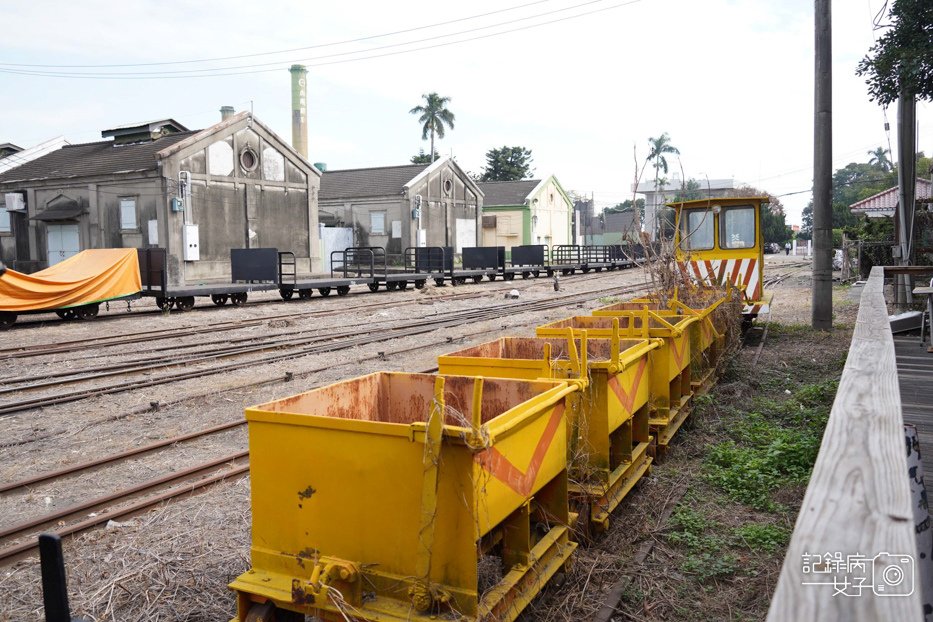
(0, 462, 251, 564)
(0, 264, 633, 357)
(0, 282, 650, 416)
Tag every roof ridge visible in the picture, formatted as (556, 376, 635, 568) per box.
(62, 129, 201, 149)
(324, 163, 428, 174)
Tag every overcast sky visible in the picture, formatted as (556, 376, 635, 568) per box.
(1, 0, 930, 226)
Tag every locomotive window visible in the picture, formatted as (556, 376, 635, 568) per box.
(681, 209, 714, 250)
(720, 206, 756, 249)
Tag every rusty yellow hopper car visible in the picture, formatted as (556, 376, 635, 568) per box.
(670, 196, 773, 319)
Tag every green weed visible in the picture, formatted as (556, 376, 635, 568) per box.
(734, 524, 790, 553)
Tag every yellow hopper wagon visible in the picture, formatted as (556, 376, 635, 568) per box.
(593, 293, 727, 395)
(230, 372, 580, 622)
(536, 314, 697, 450)
(438, 331, 659, 534)
(670, 196, 773, 321)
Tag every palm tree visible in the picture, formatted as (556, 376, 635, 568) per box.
(646, 133, 680, 239)
(867, 146, 892, 172)
(409, 93, 455, 163)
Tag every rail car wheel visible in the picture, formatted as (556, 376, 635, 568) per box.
(175, 296, 196, 312)
(387, 281, 399, 291)
(504, 272, 515, 281)
(278, 289, 293, 301)
(472, 275, 483, 283)
(368, 283, 380, 293)
(55, 309, 77, 320)
(488, 274, 497, 281)
(582, 267, 591, 274)
(318, 287, 332, 297)
(155, 297, 172, 311)
(298, 289, 313, 300)
(533, 269, 541, 278)
(456, 277, 467, 285)
(212, 294, 229, 306)
(434, 278, 445, 287)
(231, 293, 248, 306)
(398, 280, 408, 290)
(595, 267, 603, 272)
(546, 269, 553, 278)
(0, 312, 16, 329)
(337, 285, 351, 296)
(562, 268, 573, 276)
(76, 304, 99, 320)
(414, 279, 426, 289)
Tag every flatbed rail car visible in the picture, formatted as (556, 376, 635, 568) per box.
(139, 248, 281, 310)
(405, 246, 505, 285)
(0, 249, 142, 328)
(670, 196, 773, 318)
(334, 246, 433, 291)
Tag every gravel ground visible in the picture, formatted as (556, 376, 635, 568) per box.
(0, 266, 649, 621)
(0, 259, 839, 621)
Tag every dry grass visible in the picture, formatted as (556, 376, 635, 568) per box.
(0, 478, 251, 622)
(521, 320, 852, 622)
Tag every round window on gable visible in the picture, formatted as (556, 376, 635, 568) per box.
(443, 179, 453, 195)
(239, 147, 258, 172)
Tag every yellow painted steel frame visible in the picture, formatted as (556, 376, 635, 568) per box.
(670, 196, 772, 315)
(229, 372, 579, 622)
(592, 295, 727, 395)
(536, 314, 697, 449)
(437, 330, 661, 531)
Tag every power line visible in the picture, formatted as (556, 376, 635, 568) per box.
(0, 0, 554, 69)
(0, 0, 643, 80)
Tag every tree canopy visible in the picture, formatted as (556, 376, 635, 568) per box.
(409, 93, 455, 163)
(410, 149, 439, 164)
(856, 0, 933, 105)
(479, 146, 534, 182)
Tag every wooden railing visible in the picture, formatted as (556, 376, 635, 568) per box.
(767, 266, 923, 620)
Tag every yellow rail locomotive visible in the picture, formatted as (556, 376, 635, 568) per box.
(670, 196, 772, 319)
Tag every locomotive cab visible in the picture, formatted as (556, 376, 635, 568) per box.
(669, 196, 772, 318)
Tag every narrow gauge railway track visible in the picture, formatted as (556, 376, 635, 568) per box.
(0, 266, 633, 360)
(0, 313, 421, 388)
(0, 282, 650, 563)
(0, 281, 651, 417)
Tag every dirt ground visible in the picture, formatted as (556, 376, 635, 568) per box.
(0, 257, 857, 621)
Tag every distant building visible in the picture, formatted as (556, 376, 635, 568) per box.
(791, 224, 800, 233)
(634, 175, 735, 240)
(0, 136, 70, 175)
(0, 112, 322, 283)
(849, 179, 933, 218)
(572, 198, 595, 245)
(318, 157, 482, 255)
(478, 176, 572, 250)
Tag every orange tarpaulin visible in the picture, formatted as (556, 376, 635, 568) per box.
(0, 249, 142, 312)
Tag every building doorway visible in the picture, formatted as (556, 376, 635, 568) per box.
(46, 223, 80, 266)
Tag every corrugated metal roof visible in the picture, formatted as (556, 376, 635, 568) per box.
(850, 179, 933, 213)
(319, 163, 428, 200)
(0, 132, 197, 184)
(477, 179, 539, 207)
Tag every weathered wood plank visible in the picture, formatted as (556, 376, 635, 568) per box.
(767, 266, 923, 621)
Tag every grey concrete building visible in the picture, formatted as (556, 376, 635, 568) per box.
(318, 157, 482, 256)
(0, 112, 321, 283)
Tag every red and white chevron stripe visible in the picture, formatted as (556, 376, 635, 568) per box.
(679, 258, 762, 303)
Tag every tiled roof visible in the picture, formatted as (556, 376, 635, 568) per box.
(477, 179, 540, 207)
(319, 163, 428, 200)
(0, 131, 198, 184)
(850, 179, 933, 213)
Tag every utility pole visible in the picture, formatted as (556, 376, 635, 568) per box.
(812, 0, 833, 330)
(895, 92, 917, 305)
